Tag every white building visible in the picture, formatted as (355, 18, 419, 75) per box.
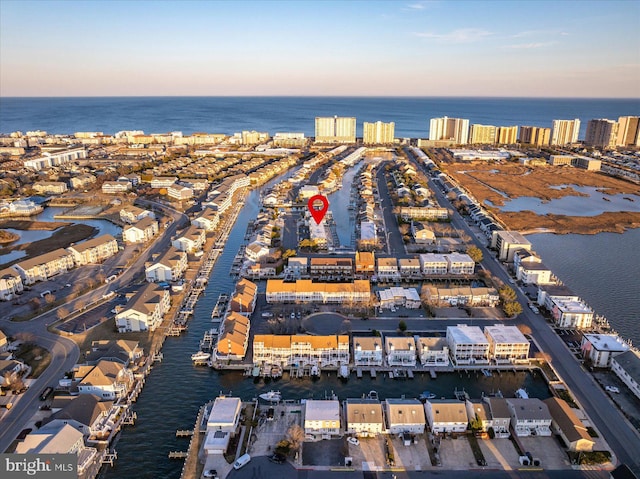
(446, 325, 490, 365)
(204, 396, 242, 456)
(67, 234, 119, 266)
(506, 398, 552, 437)
(122, 217, 159, 244)
(417, 337, 449, 366)
(304, 400, 341, 439)
(0, 268, 24, 301)
(611, 350, 640, 400)
(491, 231, 532, 262)
(145, 247, 188, 283)
(115, 283, 170, 332)
(378, 287, 421, 310)
(167, 184, 194, 201)
(419, 254, 449, 275)
(76, 359, 133, 401)
(385, 337, 417, 367)
(12, 248, 75, 285)
(581, 334, 630, 368)
(171, 225, 206, 253)
(549, 297, 594, 329)
(429, 117, 469, 144)
(120, 206, 154, 224)
(352, 337, 383, 367)
(425, 399, 469, 434)
(484, 325, 530, 364)
(384, 399, 426, 435)
(344, 399, 384, 437)
(445, 253, 475, 275)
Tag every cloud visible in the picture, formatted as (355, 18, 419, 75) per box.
(414, 28, 493, 43)
(503, 41, 556, 49)
(405, 1, 438, 10)
(512, 29, 570, 38)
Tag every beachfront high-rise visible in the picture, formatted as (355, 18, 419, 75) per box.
(315, 116, 356, 143)
(616, 116, 640, 146)
(519, 126, 551, 146)
(585, 119, 618, 148)
(363, 121, 395, 145)
(469, 124, 497, 144)
(496, 126, 518, 145)
(429, 116, 469, 144)
(551, 119, 581, 145)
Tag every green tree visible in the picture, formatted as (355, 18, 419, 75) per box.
(466, 246, 483, 263)
(398, 320, 407, 333)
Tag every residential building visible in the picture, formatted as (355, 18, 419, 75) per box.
(446, 252, 475, 275)
(315, 116, 356, 143)
(429, 117, 469, 144)
(253, 334, 349, 368)
(150, 176, 178, 188)
(43, 394, 117, 441)
(385, 336, 417, 367)
(344, 399, 384, 437)
(363, 121, 395, 145)
(482, 397, 511, 438)
(484, 325, 530, 364)
(12, 248, 75, 285)
(496, 126, 518, 144)
(360, 221, 377, 246)
(192, 209, 220, 232)
(425, 399, 469, 434)
(145, 247, 188, 283)
(465, 400, 493, 432)
(67, 234, 118, 266)
(22, 146, 87, 171)
(519, 126, 551, 146)
(549, 297, 594, 329)
(304, 400, 341, 439)
(355, 251, 375, 277)
(85, 339, 143, 366)
(423, 285, 499, 307)
(551, 119, 581, 145)
(544, 397, 595, 452)
(33, 181, 68, 195)
(572, 156, 601, 171)
(285, 257, 308, 278)
(76, 359, 133, 401)
(216, 311, 250, 360)
(167, 184, 194, 201)
(398, 259, 421, 278)
(399, 206, 448, 221)
(115, 283, 170, 332)
(384, 399, 426, 435)
(171, 225, 206, 253)
(245, 241, 269, 262)
(377, 287, 421, 309)
(120, 205, 154, 224)
(417, 337, 449, 366)
(102, 181, 132, 194)
(229, 278, 257, 316)
(0, 359, 25, 386)
(611, 350, 640, 400)
(310, 257, 353, 280)
(491, 230, 532, 262)
(514, 251, 554, 285)
(122, 216, 159, 244)
(352, 337, 383, 366)
(585, 119, 618, 148)
(0, 267, 23, 301)
(506, 398, 552, 437)
(616, 116, 640, 146)
(273, 132, 307, 148)
(207, 396, 242, 433)
(376, 257, 399, 281)
(411, 222, 436, 245)
(419, 253, 449, 275)
(265, 279, 371, 304)
(469, 124, 497, 144)
(581, 334, 629, 368)
(536, 284, 577, 311)
(446, 325, 490, 365)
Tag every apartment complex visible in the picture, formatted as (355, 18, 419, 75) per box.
(496, 126, 518, 144)
(315, 116, 357, 143)
(265, 279, 371, 304)
(115, 283, 171, 333)
(67, 234, 119, 266)
(616, 116, 640, 146)
(216, 311, 251, 360)
(363, 121, 395, 145)
(469, 124, 496, 144)
(551, 119, 581, 145)
(253, 334, 349, 368)
(519, 126, 551, 146)
(585, 119, 618, 148)
(429, 117, 469, 144)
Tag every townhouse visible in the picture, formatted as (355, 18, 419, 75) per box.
(355, 251, 375, 278)
(506, 398, 552, 437)
(484, 325, 530, 364)
(304, 400, 341, 439)
(285, 257, 308, 278)
(265, 279, 371, 304)
(385, 336, 417, 367)
(378, 287, 421, 310)
(419, 253, 449, 275)
(344, 399, 384, 437)
(215, 311, 250, 361)
(446, 325, 490, 365)
(422, 285, 499, 307)
(482, 397, 511, 438)
(352, 337, 383, 367)
(384, 399, 426, 435)
(192, 208, 220, 232)
(398, 258, 421, 278)
(425, 399, 469, 434)
(253, 334, 349, 369)
(376, 257, 399, 281)
(122, 216, 159, 244)
(43, 394, 118, 441)
(465, 400, 493, 432)
(417, 337, 449, 367)
(445, 252, 475, 275)
(309, 257, 353, 280)
(115, 283, 171, 332)
(145, 247, 188, 283)
(399, 207, 448, 221)
(75, 359, 134, 401)
(229, 278, 257, 316)
(67, 234, 119, 266)
(12, 248, 76, 285)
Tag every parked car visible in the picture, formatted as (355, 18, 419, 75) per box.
(203, 470, 218, 478)
(347, 437, 360, 446)
(605, 386, 620, 393)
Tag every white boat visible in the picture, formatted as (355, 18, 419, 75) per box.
(259, 390, 282, 402)
(515, 388, 529, 399)
(338, 365, 349, 378)
(310, 365, 320, 376)
(191, 351, 211, 362)
(419, 391, 436, 401)
(367, 390, 379, 400)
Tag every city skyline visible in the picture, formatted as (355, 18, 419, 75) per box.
(1, 0, 639, 98)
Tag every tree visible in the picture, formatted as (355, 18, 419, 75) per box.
(398, 320, 407, 333)
(466, 246, 483, 263)
(43, 293, 56, 305)
(287, 424, 305, 452)
(56, 307, 70, 321)
(282, 249, 296, 259)
(503, 301, 523, 318)
(517, 324, 532, 336)
(498, 286, 517, 302)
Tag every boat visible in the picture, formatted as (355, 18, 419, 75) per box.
(515, 388, 529, 399)
(367, 390, 379, 400)
(338, 365, 349, 379)
(419, 391, 436, 401)
(310, 365, 320, 376)
(191, 351, 211, 362)
(481, 369, 492, 377)
(259, 390, 282, 402)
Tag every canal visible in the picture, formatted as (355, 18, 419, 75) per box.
(327, 161, 362, 248)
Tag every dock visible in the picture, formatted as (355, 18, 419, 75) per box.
(370, 369, 376, 378)
(168, 451, 188, 459)
(176, 430, 193, 437)
(430, 369, 437, 379)
(211, 293, 229, 318)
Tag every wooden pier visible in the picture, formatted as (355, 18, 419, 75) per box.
(168, 451, 188, 459)
(176, 430, 194, 437)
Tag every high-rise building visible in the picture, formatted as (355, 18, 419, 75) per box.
(363, 121, 395, 145)
(469, 124, 497, 144)
(315, 116, 356, 143)
(429, 117, 469, 144)
(616, 116, 640, 146)
(551, 119, 581, 145)
(519, 126, 551, 146)
(496, 126, 518, 144)
(585, 119, 618, 148)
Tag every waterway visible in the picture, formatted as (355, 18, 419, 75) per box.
(102, 182, 551, 479)
(327, 161, 362, 247)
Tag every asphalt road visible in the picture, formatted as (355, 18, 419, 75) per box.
(406, 149, 640, 473)
(375, 163, 409, 259)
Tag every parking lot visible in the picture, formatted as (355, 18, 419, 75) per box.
(388, 435, 432, 470)
(250, 402, 304, 458)
(518, 436, 571, 469)
(437, 436, 477, 470)
(478, 438, 519, 470)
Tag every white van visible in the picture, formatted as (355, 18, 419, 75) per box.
(233, 453, 251, 470)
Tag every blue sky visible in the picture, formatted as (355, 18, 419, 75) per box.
(1, 0, 639, 97)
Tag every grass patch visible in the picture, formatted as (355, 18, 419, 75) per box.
(569, 450, 611, 465)
(586, 427, 599, 438)
(556, 389, 579, 408)
(69, 319, 152, 357)
(15, 343, 51, 379)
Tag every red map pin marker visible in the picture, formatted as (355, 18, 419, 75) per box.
(307, 194, 329, 225)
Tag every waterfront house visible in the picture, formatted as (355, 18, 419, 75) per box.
(484, 325, 530, 364)
(398, 258, 422, 278)
(76, 359, 134, 401)
(192, 208, 220, 232)
(425, 399, 469, 434)
(482, 397, 511, 438)
(216, 312, 250, 361)
(376, 257, 400, 281)
(122, 216, 159, 244)
(491, 230, 532, 262)
(581, 334, 629, 368)
(12, 248, 76, 285)
(0, 267, 23, 301)
(229, 278, 257, 316)
(446, 325, 490, 365)
(352, 337, 383, 366)
(204, 396, 242, 456)
(384, 399, 426, 435)
(145, 247, 188, 283)
(344, 399, 384, 437)
(506, 398, 552, 437)
(265, 279, 371, 304)
(385, 337, 417, 367)
(67, 234, 119, 266)
(15, 423, 98, 477)
(245, 262, 277, 279)
(465, 400, 493, 432)
(417, 337, 449, 366)
(119, 205, 154, 224)
(514, 250, 554, 285)
(85, 340, 143, 367)
(445, 252, 475, 275)
(355, 251, 375, 278)
(310, 257, 354, 280)
(245, 241, 270, 262)
(304, 400, 341, 439)
(172, 225, 206, 253)
(43, 394, 117, 441)
(419, 254, 449, 275)
(115, 283, 170, 332)
(549, 297, 594, 329)
(253, 334, 349, 369)
(611, 350, 640, 400)
(285, 257, 308, 278)
(543, 397, 594, 452)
